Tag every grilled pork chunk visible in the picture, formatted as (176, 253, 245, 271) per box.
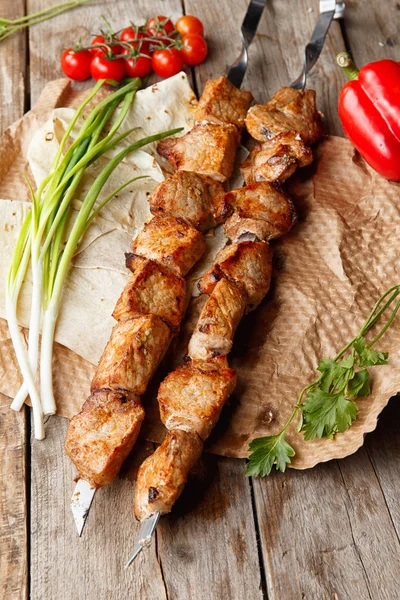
(157, 123, 240, 182)
(65, 390, 144, 488)
(194, 76, 253, 129)
(188, 279, 246, 360)
(149, 171, 225, 232)
(245, 87, 323, 145)
(113, 254, 186, 332)
(132, 215, 205, 276)
(198, 241, 273, 312)
(241, 132, 313, 184)
(91, 316, 171, 395)
(158, 355, 236, 440)
(134, 429, 203, 521)
(219, 181, 297, 242)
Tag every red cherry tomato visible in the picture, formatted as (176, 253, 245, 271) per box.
(180, 34, 208, 66)
(151, 47, 184, 78)
(91, 35, 122, 58)
(90, 55, 125, 84)
(176, 15, 204, 37)
(119, 28, 150, 54)
(122, 49, 152, 78)
(147, 15, 175, 38)
(61, 48, 92, 81)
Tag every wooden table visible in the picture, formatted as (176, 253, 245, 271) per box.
(1, 1, 400, 598)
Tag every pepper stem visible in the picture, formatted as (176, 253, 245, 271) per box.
(337, 51, 359, 81)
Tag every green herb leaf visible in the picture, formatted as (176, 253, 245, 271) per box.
(302, 389, 358, 440)
(345, 368, 370, 397)
(353, 336, 388, 367)
(317, 356, 354, 393)
(246, 433, 295, 477)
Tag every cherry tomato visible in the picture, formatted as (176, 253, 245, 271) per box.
(119, 28, 150, 54)
(61, 48, 92, 81)
(91, 35, 122, 58)
(176, 15, 204, 37)
(90, 55, 125, 84)
(147, 15, 175, 38)
(180, 34, 208, 66)
(122, 49, 152, 78)
(151, 47, 184, 78)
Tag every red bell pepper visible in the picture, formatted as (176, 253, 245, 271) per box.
(337, 52, 400, 181)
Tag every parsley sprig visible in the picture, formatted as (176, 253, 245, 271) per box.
(246, 285, 400, 477)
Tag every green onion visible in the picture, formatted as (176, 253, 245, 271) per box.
(7, 77, 183, 438)
(0, 0, 93, 43)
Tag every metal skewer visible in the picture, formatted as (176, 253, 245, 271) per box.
(126, 0, 269, 567)
(227, 0, 269, 88)
(71, 478, 96, 536)
(290, 0, 345, 90)
(125, 511, 161, 568)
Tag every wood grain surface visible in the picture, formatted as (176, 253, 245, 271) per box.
(1, 1, 400, 599)
(0, 2, 27, 598)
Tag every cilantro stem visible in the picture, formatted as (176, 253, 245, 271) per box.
(247, 283, 400, 475)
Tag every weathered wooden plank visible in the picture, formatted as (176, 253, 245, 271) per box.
(253, 462, 375, 600)
(0, 1, 27, 598)
(157, 454, 264, 599)
(0, 0, 26, 133)
(365, 399, 400, 540)
(338, 445, 400, 599)
(0, 395, 27, 600)
(343, 0, 400, 66)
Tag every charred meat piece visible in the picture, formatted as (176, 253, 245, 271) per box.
(198, 241, 273, 312)
(134, 429, 203, 521)
(158, 356, 237, 441)
(241, 133, 313, 184)
(194, 76, 253, 129)
(245, 87, 323, 145)
(188, 279, 246, 360)
(149, 171, 225, 232)
(65, 390, 144, 488)
(219, 181, 297, 242)
(113, 255, 186, 332)
(91, 316, 172, 396)
(157, 123, 240, 182)
(132, 215, 205, 277)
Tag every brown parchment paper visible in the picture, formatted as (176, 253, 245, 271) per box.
(1, 79, 400, 469)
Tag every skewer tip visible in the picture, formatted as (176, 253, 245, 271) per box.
(71, 478, 96, 536)
(125, 511, 161, 568)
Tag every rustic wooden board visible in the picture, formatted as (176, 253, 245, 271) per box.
(156, 455, 264, 599)
(2, 0, 400, 598)
(0, 1, 27, 599)
(0, 395, 27, 600)
(0, 0, 26, 133)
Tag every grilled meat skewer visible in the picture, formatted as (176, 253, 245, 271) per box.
(132, 84, 324, 529)
(66, 79, 253, 520)
(133, 239, 275, 521)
